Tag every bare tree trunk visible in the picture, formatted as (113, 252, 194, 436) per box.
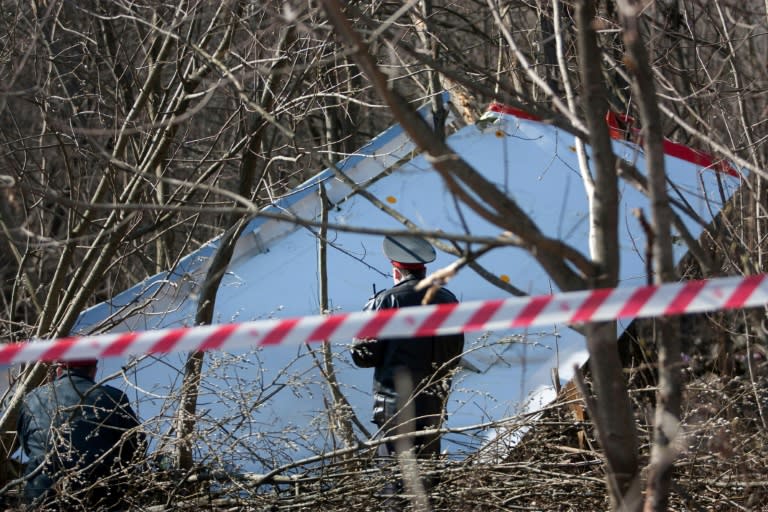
(537, 0, 561, 98)
(316, 183, 357, 451)
(574, 2, 641, 510)
(419, 0, 447, 138)
(174, 22, 293, 469)
(614, 2, 681, 510)
(175, 216, 250, 469)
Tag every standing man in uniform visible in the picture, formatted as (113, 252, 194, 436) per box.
(351, 235, 465, 464)
(17, 358, 146, 510)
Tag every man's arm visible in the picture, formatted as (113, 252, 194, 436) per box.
(117, 394, 146, 452)
(351, 292, 389, 368)
(16, 402, 31, 455)
(116, 398, 147, 468)
(350, 338, 383, 368)
(100, 388, 147, 463)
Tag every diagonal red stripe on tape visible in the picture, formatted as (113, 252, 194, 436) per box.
(618, 285, 656, 318)
(149, 328, 187, 354)
(199, 324, 239, 351)
(510, 296, 552, 327)
(260, 319, 299, 346)
(415, 302, 458, 337)
(571, 288, 612, 323)
(665, 280, 707, 315)
(40, 337, 78, 362)
(725, 274, 765, 308)
(0, 342, 25, 365)
(308, 313, 349, 342)
(101, 332, 140, 357)
(356, 308, 398, 339)
(464, 299, 505, 331)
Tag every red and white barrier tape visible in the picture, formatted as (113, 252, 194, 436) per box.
(2, 274, 766, 365)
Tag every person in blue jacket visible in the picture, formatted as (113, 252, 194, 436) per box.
(351, 235, 465, 462)
(17, 359, 145, 510)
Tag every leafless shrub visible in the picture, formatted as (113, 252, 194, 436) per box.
(1, 0, 766, 510)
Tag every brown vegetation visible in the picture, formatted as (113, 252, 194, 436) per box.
(1, 0, 766, 510)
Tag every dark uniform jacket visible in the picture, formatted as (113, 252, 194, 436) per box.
(351, 276, 464, 452)
(17, 369, 145, 510)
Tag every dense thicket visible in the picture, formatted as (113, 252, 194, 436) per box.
(1, 1, 766, 510)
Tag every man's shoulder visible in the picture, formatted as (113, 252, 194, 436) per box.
(22, 382, 53, 410)
(367, 287, 390, 301)
(365, 282, 414, 310)
(364, 281, 460, 310)
(26, 381, 52, 397)
(434, 286, 459, 303)
(363, 285, 398, 309)
(92, 382, 129, 402)
(61, 375, 128, 403)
